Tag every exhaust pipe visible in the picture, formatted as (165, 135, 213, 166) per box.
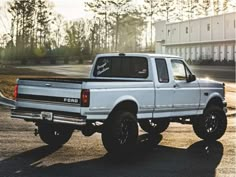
(0, 92, 15, 108)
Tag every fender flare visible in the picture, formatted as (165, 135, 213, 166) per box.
(205, 92, 224, 109)
(110, 95, 139, 114)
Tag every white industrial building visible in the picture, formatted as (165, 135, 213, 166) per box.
(155, 12, 236, 61)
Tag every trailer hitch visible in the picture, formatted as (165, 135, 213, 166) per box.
(0, 91, 15, 108)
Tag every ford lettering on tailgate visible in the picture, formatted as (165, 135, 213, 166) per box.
(64, 98, 79, 104)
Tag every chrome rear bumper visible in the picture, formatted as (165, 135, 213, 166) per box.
(11, 109, 86, 126)
(0, 92, 15, 108)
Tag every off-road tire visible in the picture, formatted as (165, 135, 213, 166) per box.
(139, 119, 170, 133)
(102, 111, 138, 154)
(193, 106, 227, 141)
(38, 123, 73, 147)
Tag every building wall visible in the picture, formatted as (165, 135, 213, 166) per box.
(212, 15, 224, 41)
(155, 12, 236, 61)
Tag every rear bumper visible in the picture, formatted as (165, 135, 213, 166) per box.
(11, 108, 86, 126)
(0, 92, 15, 108)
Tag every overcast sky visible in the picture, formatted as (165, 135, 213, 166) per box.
(0, 0, 92, 34)
(51, 0, 91, 20)
(0, 0, 234, 35)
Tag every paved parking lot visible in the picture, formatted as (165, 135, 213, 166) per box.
(0, 106, 235, 177)
(0, 64, 235, 177)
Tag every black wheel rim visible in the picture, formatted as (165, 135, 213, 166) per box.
(53, 130, 60, 136)
(118, 119, 129, 145)
(205, 111, 219, 133)
(150, 120, 157, 128)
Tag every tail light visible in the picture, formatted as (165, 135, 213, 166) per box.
(81, 89, 90, 107)
(14, 85, 18, 100)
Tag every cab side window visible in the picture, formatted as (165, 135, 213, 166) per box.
(171, 60, 190, 81)
(155, 59, 169, 83)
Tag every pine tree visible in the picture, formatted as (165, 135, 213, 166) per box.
(8, 0, 53, 60)
(142, 0, 159, 48)
(85, 0, 110, 51)
(108, 0, 132, 51)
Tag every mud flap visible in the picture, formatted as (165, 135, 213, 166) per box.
(0, 92, 15, 108)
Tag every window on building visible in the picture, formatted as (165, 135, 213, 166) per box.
(168, 29, 171, 36)
(207, 24, 210, 31)
(186, 27, 188, 34)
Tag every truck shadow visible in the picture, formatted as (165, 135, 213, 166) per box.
(0, 134, 223, 177)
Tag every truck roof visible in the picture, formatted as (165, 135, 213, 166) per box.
(96, 53, 181, 59)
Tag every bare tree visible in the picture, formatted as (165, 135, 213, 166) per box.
(223, 0, 236, 13)
(187, 0, 198, 20)
(52, 14, 64, 48)
(213, 0, 220, 15)
(159, 0, 176, 22)
(199, 0, 211, 16)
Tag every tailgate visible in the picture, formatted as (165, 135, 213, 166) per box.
(12, 78, 85, 125)
(16, 79, 82, 112)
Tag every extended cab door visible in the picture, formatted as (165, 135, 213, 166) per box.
(154, 58, 174, 118)
(170, 59, 200, 116)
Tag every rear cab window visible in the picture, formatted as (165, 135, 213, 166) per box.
(93, 56, 148, 78)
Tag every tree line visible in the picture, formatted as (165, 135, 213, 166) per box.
(0, 0, 235, 64)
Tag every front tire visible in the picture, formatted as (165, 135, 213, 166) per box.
(193, 106, 227, 141)
(102, 111, 138, 154)
(38, 123, 73, 147)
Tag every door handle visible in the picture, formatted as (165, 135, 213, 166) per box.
(173, 84, 179, 88)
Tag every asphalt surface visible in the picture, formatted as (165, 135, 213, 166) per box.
(190, 65, 235, 82)
(0, 106, 235, 177)
(0, 64, 235, 177)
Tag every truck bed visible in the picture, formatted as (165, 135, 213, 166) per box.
(13, 77, 155, 123)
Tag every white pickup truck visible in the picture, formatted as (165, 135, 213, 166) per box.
(0, 53, 227, 153)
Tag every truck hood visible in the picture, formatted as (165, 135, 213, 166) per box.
(197, 78, 224, 88)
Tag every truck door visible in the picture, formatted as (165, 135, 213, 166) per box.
(154, 58, 174, 118)
(170, 59, 200, 117)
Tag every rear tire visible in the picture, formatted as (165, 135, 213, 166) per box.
(139, 119, 170, 133)
(38, 123, 73, 147)
(102, 111, 138, 154)
(193, 106, 227, 141)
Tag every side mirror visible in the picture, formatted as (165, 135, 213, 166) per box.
(187, 74, 196, 82)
